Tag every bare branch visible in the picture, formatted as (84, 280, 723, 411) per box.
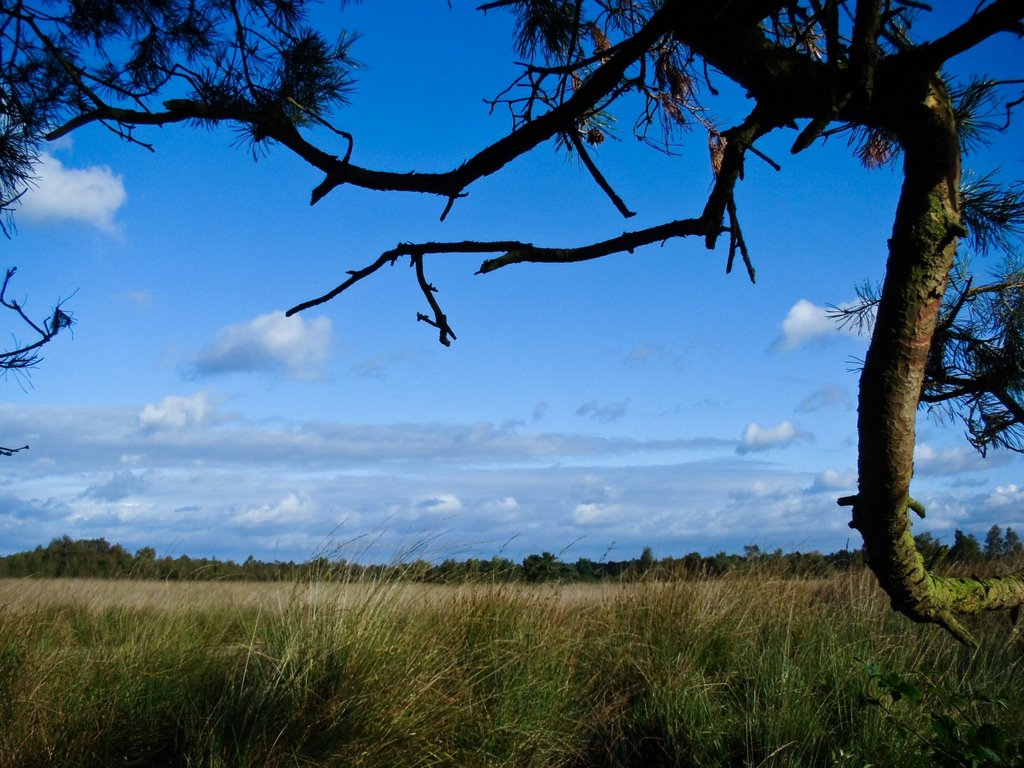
(412, 255, 456, 347)
(701, 110, 776, 250)
(286, 240, 529, 316)
(725, 197, 756, 282)
(1, 267, 75, 373)
(566, 131, 635, 218)
(915, 0, 1024, 68)
(476, 218, 709, 274)
(849, 0, 884, 102)
(287, 218, 715, 329)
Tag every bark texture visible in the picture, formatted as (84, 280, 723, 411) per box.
(849, 63, 1024, 645)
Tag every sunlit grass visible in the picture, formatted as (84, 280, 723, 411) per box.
(1, 570, 1022, 767)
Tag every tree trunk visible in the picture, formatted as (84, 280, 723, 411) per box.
(850, 68, 1024, 644)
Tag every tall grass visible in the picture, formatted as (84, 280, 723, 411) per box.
(1, 569, 1021, 767)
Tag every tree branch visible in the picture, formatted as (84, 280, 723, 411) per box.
(286, 240, 530, 316)
(849, 0, 884, 104)
(46, 5, 673, 216)
(476, 218, 709, 274)
(915, 0, 1024, 68)
(308, 4, 676, 206)
(725, 197, 756, 282)
(566, 132, 635, 218)
(413, 254, 457, 346)
(1, 267, 74, 372)
(700, 110, 776, 250)
(286, 218, 715, 327)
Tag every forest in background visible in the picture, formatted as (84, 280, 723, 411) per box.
(1, 529, 1022, 582)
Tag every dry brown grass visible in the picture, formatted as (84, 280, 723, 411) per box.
(0, 571, 887, 615)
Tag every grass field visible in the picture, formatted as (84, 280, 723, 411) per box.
(1, 570, 1022, 767)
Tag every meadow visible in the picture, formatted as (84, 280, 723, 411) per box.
(1, 570, 1022, 767)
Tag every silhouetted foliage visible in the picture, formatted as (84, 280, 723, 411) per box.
(8, 534, 1017, 584)
(949, 529, 983, 564)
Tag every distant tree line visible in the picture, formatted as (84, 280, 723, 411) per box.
(914, 525, 1024, 569)
(0, 533, 1020, 583)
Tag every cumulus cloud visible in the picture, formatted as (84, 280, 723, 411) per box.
(573, 501, 621, 525)
(22, 398, 1014, 563)
(0, 492, 73, 523)
(82, 470, 147, 502)
(773, 299, 867, 352)
(576, 400, 628, 423)
(809, 469, 856, 493)
(139, 393, 215, 431)
(0, 494, 76, 555)
(986, 484, 1024, 511)
(17, 152, 126, 232)
(2, 410, 1001, 564)
(737, 420, 808, 454)
(233, 492, 317, 527)
(729, 478, 802, 503)
(914, 443, 989, 476)
(483, 496, 519, 514)
(414, 494, 463, 515)
(192, 311, 331, 379)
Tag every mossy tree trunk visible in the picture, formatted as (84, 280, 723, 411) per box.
(849, 62, 1024, 644)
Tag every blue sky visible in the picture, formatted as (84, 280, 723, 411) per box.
(2, 2, 1023, 564)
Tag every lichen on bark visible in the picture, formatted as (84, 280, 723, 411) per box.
(848, 68, 1024, 645)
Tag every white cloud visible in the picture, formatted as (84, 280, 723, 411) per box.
(484, 496, 519, 512)
(10, 399, 1021, 564)
(729, 478, 801, 502)
(809, 469, 856, 493)
(986, 484, 1020, 507)
(914, 443, 989, 476)
(572, 501, 621, 525)
(233, 492, 317, 527)
(0, 402, 736, 478)
(139, 393, 214, 431)
(415, 494, 463, 515)
(986, 484, 1024, 511)
(192, 311, 332, 379)
(774, 299, 867, 352)
(737, 420, 807, 454)
(18, 152, 126, 232)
